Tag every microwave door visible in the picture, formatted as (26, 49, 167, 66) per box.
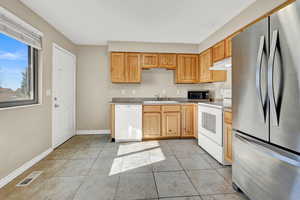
(232, 17, 269, 141)
(268, 2, 300, 153)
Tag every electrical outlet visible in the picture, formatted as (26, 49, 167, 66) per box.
(162, 89, 166, 95)
(46, 89, 51, 97)
(132, 90, 136, 95)
(121, 90, 125, 95)
(177, 90, 180, 95)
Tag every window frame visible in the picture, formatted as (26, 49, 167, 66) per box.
(0, 47, 39, 108)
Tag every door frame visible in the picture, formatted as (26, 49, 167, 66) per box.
(52, 43, 77, 148)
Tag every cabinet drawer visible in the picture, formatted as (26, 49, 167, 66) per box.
(143, 105, 161, 112)
(162, 105, 181, 112)
(224, 111, 232, 124)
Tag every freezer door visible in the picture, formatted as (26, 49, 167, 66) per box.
(233, 132, 300, 200)
(232, 18, 269, 141)
(269, 1, 300, 153)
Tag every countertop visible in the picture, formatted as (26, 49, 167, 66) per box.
(110, 97, 211, 104)
(110, 97, 232, 111)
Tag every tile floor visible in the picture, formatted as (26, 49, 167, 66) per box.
(0, 135, 248, 200)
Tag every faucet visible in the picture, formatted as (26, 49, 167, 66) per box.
(154, 94, 161, 100)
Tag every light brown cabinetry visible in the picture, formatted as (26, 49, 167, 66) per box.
(162, 111, 181, 137)
(224, 111, 233, 163)
(143, 106, 161, 139)
(143, 112, 161, 138)
(143, 105, 186, 139)
(199, 49, 227, 83)
(212, 40, 225, 63)
(199, 49, 213, 83)
(141, 53, 158, 69)
(125, 53, 141, 83)
(158, 54, 177, 69)
(111, 52, 141, 83)
(181, 104, 196, 137)
(111, 53, 126, 83)
(176, 54, 199, 83)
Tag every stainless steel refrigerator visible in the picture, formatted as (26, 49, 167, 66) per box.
(232, 1, 300, 200)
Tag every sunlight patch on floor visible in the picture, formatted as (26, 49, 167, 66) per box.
(117, 141, 161, 156)
(109, 142, 165, 176)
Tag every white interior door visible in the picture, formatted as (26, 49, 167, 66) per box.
(52, 44, 76, 148)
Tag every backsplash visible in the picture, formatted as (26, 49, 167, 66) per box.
(108, 68, 231, 99)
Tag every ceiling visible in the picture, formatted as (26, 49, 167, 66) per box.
(21, 0, 255, 45)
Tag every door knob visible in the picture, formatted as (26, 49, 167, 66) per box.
(54, 104, 60, 108)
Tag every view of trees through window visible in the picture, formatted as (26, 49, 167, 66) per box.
(0, 33, 32, 103)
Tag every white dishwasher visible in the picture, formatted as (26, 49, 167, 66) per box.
(115, 104, 142, 142)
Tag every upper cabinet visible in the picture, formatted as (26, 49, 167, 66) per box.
(199, 49, 227, 83)
(212, 40, 225, 63)
(141, 53, 177, 69)
(158, 54, 177, 69)
(141, 53, 158, 69)
(111, 52, 126, 83)
(111, 52, 141, 83)
(176, 54, 199, 83)
(199, 49, 213, 83)
(125, 53, 141, 83)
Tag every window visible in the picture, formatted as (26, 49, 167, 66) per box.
(0, 33, 38, 108)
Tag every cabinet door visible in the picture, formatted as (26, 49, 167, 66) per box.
(212, 40, 225, 62)
(176, 54, 199, 83)
(181, 105, 195, 137)
(162, 112, 181, 137)
(111, 52, 126, 82)
(224, 123, 233, 163)
(225, 37, 233, 58)
(159, 54, 177, 69)
(125, 53, 141, 83)
(141, 53, 158, 69)
(143, 112, 161, 138)
(199, 49, 213, 83)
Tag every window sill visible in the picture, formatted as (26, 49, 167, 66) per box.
(0, 103, 42, 111)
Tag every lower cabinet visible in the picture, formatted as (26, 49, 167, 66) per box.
(143, 112, 161, 139)
(162, 112, 181, 137)
(224, 111, 233, 163)
(181, 104, 196, 137)
(142, 104, 196, 139)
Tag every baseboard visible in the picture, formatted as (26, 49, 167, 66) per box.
(76, 129, 111, 135)
(0, 148, 53, 188)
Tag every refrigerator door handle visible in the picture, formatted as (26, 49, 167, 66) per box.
(256, 35, 267, 122)
(235, 133, 300, 167)
(268, 29, 282, 126)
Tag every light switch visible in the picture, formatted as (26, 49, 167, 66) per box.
(177, 90, 180, 95)
(132, 90, 136, 95)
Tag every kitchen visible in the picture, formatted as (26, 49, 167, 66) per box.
(0, 0, 299, 200)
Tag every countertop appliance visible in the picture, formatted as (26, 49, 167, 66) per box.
(232, 1, 300, 200)
(188, 91, 210, 100)
(115, 104, 142, 142)
(198, 102, 229, 165)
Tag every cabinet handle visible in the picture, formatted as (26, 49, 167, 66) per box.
(169, 130, 172, 132)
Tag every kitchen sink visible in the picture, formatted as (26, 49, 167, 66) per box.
(143, 101, 179, 104)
